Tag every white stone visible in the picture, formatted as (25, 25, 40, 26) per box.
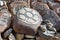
(9, 34, 16, 40)
(57, 8, 60, 13)
(0, 1, 4, 6)
(19, 8, 26, 14)
(26, 12, 33, 17)
(33, 16, 38, 21)
(28, 19, 35, 23)
(19, 15, 26, 20)
(0, 34, 3, 40)
(25, 8, 32, 11)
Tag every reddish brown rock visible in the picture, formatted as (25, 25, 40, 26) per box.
(55, 0, 60, 2)
(30, 0, 37, 7)
(9, 1, 28, 15)
(36, 37, 47, 40)
(32, 2, 49, 13)
(13, 7, 43, 35)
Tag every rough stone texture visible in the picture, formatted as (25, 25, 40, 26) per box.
(32, 2, 49, 13)
(13, 7, 43, 35)
(3, 28, 12, 38)
(40, 9, 60, 31)
(16, 34, 24, 40)
(0, 0, 60, 40)
(30, 0, 37, 7)
(37, 0, 54, 3)
(0, 9, 11, 33)
(36, 36, 60, 40)
(36, 37, 47, 40)
(48, 1, 60, 17)
(8, 33, 16, 40)
(9, 1, 28, 15)
(55, 33, 60, 40)
(11, 0, 30, 7)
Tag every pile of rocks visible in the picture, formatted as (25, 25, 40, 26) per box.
(0, 0, 60, 40)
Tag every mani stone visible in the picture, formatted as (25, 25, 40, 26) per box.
(13, 7, 43, 35)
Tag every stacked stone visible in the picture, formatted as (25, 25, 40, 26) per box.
(0, 0, 60, 40)
(31, 0, 60, 40)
